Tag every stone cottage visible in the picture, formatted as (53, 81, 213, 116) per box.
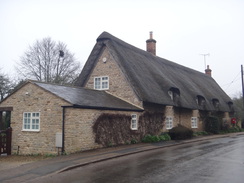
(0, 32, 234, 155)
(75, 31, 234, 131)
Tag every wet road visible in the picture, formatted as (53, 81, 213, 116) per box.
(33, 135, 244, 183)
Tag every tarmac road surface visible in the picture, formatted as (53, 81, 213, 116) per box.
(27, 135, 244, 183)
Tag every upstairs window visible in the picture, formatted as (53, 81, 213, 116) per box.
(23, 112, 40, 131)
(94, 76, 109, 90)
(131, 114, 138, 130)
(168, 87, 180, 101)
(196, 95, 206, 106)
(228, 101, 234, 110)
(212, 98, 220, 108)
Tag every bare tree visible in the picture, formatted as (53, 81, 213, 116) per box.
(0, 69, 13, 100)
(16, 37, 80, 84)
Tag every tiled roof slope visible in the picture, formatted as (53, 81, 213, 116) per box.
(75, 32, 233, 112)
(33, 81, 142, 111)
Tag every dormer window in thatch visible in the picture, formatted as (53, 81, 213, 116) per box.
(228, 101, 234, 110)
(196, 95, 206, 106)
(168, 87, 180, 101)
(212, 98, 220, 108)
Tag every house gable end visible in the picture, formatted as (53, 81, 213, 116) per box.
(82, 45, 142, 107)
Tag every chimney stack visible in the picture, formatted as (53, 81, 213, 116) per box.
(205, 65, 212, 77)
(146, 31, 156, 55)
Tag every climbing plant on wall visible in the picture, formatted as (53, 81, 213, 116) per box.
(93, 112, 165, 147)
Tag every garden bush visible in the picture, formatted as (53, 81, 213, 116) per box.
(142, 133, 171, 143)
(168, 124, 193, 140)
(205, 116, 220, 134)
(193, 131, 208, 137)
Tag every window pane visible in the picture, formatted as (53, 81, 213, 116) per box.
(131, 114, 137, 130)
(166, 117, 173, 129)
(94, 78, 101, 89)
(23, 112, 40, 130)
(102, 81, 108, 89)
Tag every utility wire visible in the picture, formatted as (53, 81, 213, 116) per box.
(223, 71, 241, 91)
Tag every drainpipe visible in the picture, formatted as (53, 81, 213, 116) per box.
(62, 107, 66, 154)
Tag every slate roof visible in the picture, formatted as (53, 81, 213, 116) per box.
(32, 81, 142, 111)
(75, 32, 233, 112)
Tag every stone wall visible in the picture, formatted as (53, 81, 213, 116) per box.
(64, 109, 141, 153)
(163, 106, 204, 132)
(85, 48, 142, 107)
(0, 82, 142, 154)
(0, 83, 70, 155)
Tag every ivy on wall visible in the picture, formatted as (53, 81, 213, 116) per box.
(93, 112, 164, 147)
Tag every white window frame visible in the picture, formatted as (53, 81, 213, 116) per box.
(166, 116, 173, 129)
(191, 117, 198, 128)
(131, 114, 138, 130)
(94, 76, 109, 90)
(22, 112, 40, 131)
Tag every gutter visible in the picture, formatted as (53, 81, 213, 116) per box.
(72, 104, 143, 112)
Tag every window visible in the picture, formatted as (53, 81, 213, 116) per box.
(166, 116, 173, 129)
(212, 99, 220, 108)
(196, 95, 206, 106)
(23, 112, 40, 131)
(131, 114, 137, 130)
(191, 117, 198, 128)
(168, 87, 180, 101)
(94, 76, 109, 90)
(228, 101, 234, 111)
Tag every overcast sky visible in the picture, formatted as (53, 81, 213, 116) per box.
(0, 0, 244, 98)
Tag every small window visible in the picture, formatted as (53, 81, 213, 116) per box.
(94, 76, 109, 90)
(228, 101, 234, 110)
(191, 117, 198, 128)
(166, 116, 173, 129)
(168, 91, 173, 100)
(212, 99, 220, 108)
(131, 114, 138, 130)
(196, 95, 206, 106)
(168, 87, 180, 101)
(23, 112, 40, 131)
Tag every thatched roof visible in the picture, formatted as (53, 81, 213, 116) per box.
(76, 32, 233, 112)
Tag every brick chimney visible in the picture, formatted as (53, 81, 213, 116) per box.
(205, 65, 212, 77)
(146, 31, 156, 55)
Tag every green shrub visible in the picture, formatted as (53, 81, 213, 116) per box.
(160, 133, 171, 141)
(142, 133, 171, 143)
(205, 116, 220, 134)
(193, 131, 209, 137)
(168, 124, 193, 140)
(131, 139, 138, 144)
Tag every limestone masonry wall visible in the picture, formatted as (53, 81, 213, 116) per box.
(0, 83, 70, 155)
(85, 48, 142, 107)
(64, 109, 140, 153)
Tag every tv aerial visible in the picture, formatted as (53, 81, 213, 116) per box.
(200, 53, 210, 69)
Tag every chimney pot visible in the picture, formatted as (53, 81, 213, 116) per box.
(150, 31, 153, 39)
(146, 31, 156, 55)
(205, 65, 212, 77)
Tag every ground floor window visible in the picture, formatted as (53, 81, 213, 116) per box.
(191, 117, 198, 128)
(23, 112, 40, 131)
(166, 116, 173, 129)
(131, 114, 138, 130)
